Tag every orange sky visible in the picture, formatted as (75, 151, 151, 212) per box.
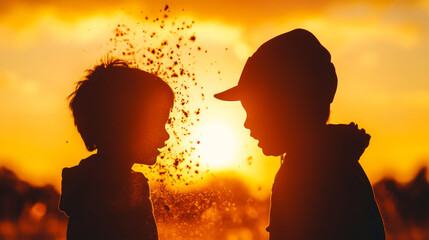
(0, 0, 428, 196)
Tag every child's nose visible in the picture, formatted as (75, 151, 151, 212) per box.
(161, 126, 170, 143)
(244, 117, 251, 130)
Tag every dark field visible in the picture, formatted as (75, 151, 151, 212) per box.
(0, 166, 428, 240)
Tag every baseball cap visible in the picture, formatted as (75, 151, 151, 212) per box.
(214, 29, 337, 104)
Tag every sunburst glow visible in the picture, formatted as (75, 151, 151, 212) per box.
(196, 122, 237, 169)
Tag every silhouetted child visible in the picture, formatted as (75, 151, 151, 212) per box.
(215, 29, 385, 239)
(59, 59, 174, 240)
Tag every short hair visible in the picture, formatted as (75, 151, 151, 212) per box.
(68, 58, 174, 151)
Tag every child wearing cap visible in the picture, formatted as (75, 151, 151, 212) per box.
(215, 29, 385, 239)
(59, 59, 174, 240)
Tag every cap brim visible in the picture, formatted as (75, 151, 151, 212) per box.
(214, 57, 255, 101)
(214, 85, 242, 101)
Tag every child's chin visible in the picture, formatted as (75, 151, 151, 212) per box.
(138, 158, 157, 165)
(145, 159, 157, 165)
(134, 150, 160, 165)
(261, 144, 285, 157)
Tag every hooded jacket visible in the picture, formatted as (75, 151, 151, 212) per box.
(59, 154, 158, 240)
(267, 123, 385, 240)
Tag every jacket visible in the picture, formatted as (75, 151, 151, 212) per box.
(267, 123, 385, 240)
(59, 154, 158, 240)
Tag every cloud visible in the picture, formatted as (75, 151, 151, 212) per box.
(0, 69, 16, 90)
(0, 0, 426, 27)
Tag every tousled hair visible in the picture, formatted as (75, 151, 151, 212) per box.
(68, 58, 174, 151)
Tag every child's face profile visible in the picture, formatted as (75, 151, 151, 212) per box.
(240, 93, 305, 156)
(124, 96, 172, 165)
(101, 92, 172, 166)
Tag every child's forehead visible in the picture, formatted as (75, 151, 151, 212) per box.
(133, 94, 173, 111)
(121, 86, 173, 113)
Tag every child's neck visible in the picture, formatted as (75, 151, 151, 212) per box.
(96, 149, 134, 175)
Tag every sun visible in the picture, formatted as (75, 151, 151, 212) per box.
(195, 122, 237, 170)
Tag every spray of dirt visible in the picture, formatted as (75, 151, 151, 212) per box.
(103, 6, 267, 239)
(107, 5, 213, 187)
